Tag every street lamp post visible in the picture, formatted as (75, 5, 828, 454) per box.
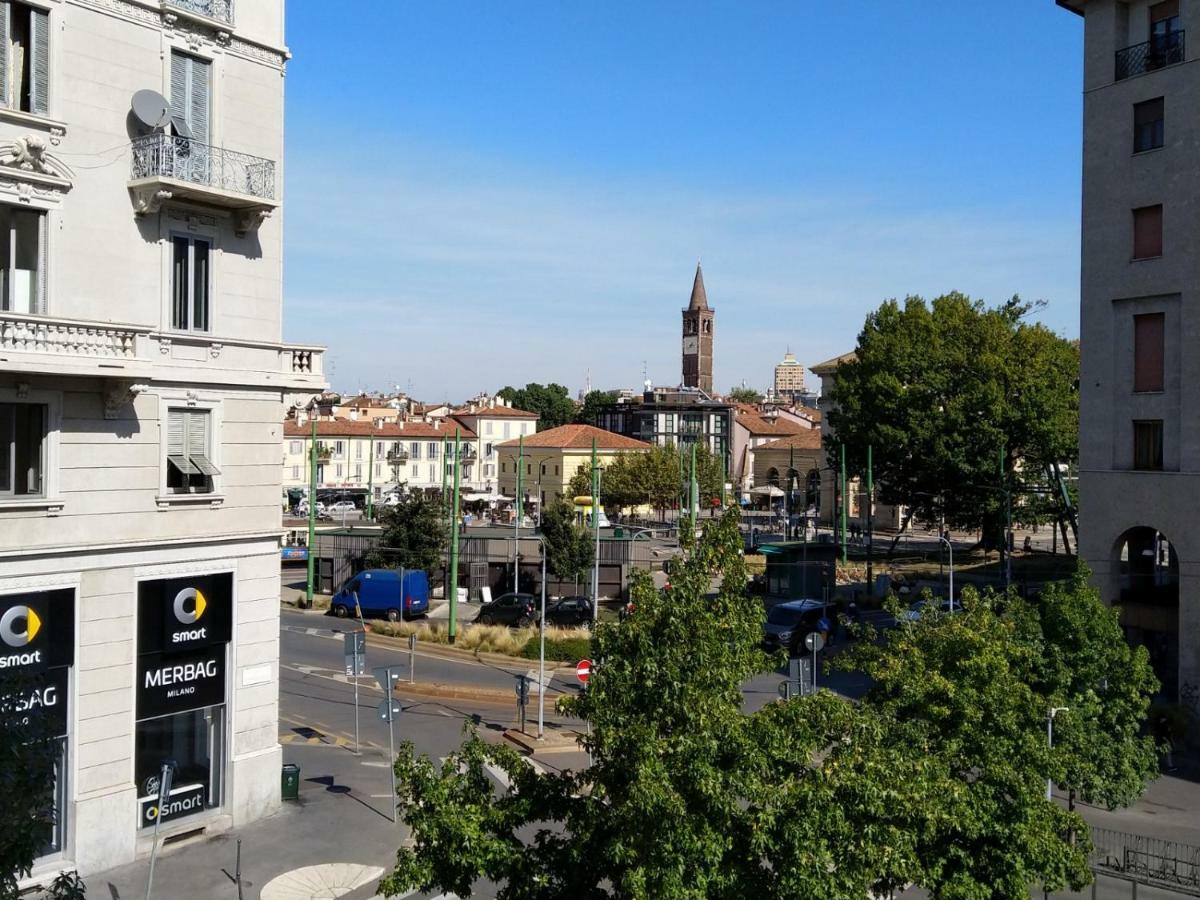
(517, 533, 550, 740)
(1046, 706, 1069, 801)
(936, 535, 954, 610)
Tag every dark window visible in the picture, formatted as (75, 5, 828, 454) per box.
(1133, 205, 1163, 259)
(0, 401, 44, 495)
(1150, 1, 1180, 41)
(1134, 98, 1165, 152)
(1133, 313, 1165, 392)
(1133, 420, 1164, 470)
(0, 3, 50, 116)
(171, 235, 210, 331)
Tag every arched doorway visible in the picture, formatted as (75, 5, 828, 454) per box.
(1113, 526, 1179, 699)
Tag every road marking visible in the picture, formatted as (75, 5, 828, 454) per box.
(360, 761, 390, 768)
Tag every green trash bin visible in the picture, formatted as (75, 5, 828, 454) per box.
(614, 527, 624, 538)
(281, 763, 300, 801)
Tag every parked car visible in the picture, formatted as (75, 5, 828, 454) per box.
(475, 592, 537, 628)
(328, 500, 358, 516)
(296, 500, 328, 519)
(329, 569, 430, 621)
(543, 596, 594, 629)
(761, 599, 830, 655)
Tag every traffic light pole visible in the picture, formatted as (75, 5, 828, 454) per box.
(305, 413, 317, 609)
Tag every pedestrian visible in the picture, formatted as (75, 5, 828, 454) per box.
(1023, 535, 1033, 553)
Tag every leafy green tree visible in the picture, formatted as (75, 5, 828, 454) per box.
(726, 386, 764, 404)
(0, 671, 65, 899)
(379, 511, 934, 900)
(365, 491, 448, 575)
(826, 293, 1079, 548)
(1030, 568, 1160, 813)
(539, 499, 593, 586)
(836, 590, 1095, 898)
(575, 390, 617, 426)
(567, 462, 592, 501)
(497, 383, 577, 431)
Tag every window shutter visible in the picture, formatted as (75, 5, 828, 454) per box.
(188, 56, 209, 145)
(186, 411, 207, 458)
(169, 51, 188, 126)
(30, 8, 48, 116)
(167, 410, 185, 456)
(1134, 313, 1165, 392)
(0, 3, 10, 109)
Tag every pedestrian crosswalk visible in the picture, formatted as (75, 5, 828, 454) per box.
(439, 754, 546, 791)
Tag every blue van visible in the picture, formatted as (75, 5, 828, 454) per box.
(330, 569, 430, 621)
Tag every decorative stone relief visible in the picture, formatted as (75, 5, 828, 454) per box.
(159, 337, 172, 355)
(104, 380, 147, 420)
(209, 342, 222, 359)
(234, 207, 271, 236)
(131, 187, 173, 216)
(0, 135, 75, 179)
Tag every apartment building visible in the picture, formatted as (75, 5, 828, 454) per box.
(597, 386, 734, 476)
(729, 405, 810, 494)
(0, 0, 323, 879)
(282, 417, 473, 497)
(495, 423, 652, 509)
(451, 398, 537, 492)
(1060, 0, 1194, 703)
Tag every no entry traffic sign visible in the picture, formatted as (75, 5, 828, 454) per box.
(576, 659, 592, 685)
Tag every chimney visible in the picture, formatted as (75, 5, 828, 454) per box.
(489, 397, 495, 408)
(297, 408, 308, 426)
(434, 420, 441, 430)
(374, 417, 385, 430)
(470, 404, 477, 414)
(398, 420, 404, 430)
(349, 408, 358, 422)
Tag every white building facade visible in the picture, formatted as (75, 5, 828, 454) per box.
(0, 0, 323, 880)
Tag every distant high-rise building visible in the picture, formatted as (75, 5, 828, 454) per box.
(682, 263, 715, 394)
(773, 350, 807, 402)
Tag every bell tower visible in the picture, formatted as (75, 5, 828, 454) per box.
(681, 262, 714, 394)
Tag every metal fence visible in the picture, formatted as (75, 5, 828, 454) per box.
(131, 134, 276, 201)
(1090, 827, 1200, 895)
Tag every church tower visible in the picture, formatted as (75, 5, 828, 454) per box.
(681, 263, 714, 394)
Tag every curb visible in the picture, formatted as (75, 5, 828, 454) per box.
(362, 628, 581, 675)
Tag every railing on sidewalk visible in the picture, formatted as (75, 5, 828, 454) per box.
(1090, 826, 1200, 894)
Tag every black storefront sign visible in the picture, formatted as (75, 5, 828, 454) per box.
(138, 573, 232, 656)
(138, 783, 207, 829)
(7, 665, 69, 738)
(0, 589, 75, 674)
(137, 645, 226, 720)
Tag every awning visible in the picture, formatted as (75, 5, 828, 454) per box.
(750, 485, 785, 498)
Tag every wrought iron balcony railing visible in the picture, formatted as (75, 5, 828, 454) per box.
(1115, 31, 1185, 80)
(131, 134, 276, 202)
(164, 0, 233, 26)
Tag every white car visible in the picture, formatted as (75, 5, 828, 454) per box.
(296, 500, 326, 517)
(327, 500, 358, 515)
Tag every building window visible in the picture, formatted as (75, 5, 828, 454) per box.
(1150, 1, 1181, 50)
(0, 401, 43, 495)
(485, 421, 493, 435)
(1134, 98, 1165, 153)
(166, 409, 218, 493)
(501, 462, 505, 474)
(355, 441, 362, 459)
(540, 464, 546, 476)
(555, 465, 559, 476)
(335, 464, 342, 478)
(1133, 420, 1164, 470)
(428, 442, 439, 460)
(289, 440, 301, 455)
(410, 441, 421, 460)
(375, 463, 381, 477)
(428, 464, 435, 481)
(503, 422, 511, 439)
(0, 3, 50, 116)
(291, 465, 299, 480)
(664, 413, 675, 434)
(334, 440, 344, 457)
(485, 442, 494, 457)
(1133, 313, 1165, 392)
(171, 235, 211, 331)
(169, 50, 210, 144)
(0, 205, 44, 314)
(527, 463, 532, 475)
(1132, 205, 1163, 260)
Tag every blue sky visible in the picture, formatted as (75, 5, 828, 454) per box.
(282, 2, 1083, 402)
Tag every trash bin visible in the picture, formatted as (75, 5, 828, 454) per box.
(281, 763, 300, 801)
(614, 527, 624, 538)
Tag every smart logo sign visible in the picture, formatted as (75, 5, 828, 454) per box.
(0, 590, 73, 674)
(0, 590, 74, 739)
(136, 574, 231, 719)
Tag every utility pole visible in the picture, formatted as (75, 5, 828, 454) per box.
(689, 442, 698, 535)
(366, 433, 375, 521)
(448, 428, 462, 644)
(440, 434, 448, 521)
(839, 443, 848, 564)
(514, 435, 524, 594)
(591, 437, 600, 621)
(866, 444, 874, 599)
(305, 412, 317, 609)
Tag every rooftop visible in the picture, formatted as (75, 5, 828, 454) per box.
(809, 351, 856, 376)
(755, 431, 823, 452)
(284, 419, 478, 440)
(735, 411, 807, 437)
(496, 423, 653, 451)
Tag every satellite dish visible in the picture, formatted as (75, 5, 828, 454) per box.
(131, 89, 170, 131)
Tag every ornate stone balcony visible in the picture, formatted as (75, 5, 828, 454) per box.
(162, 0, 233, 27)
(129, 134, 277, 233)
(0, 312, 153, 379)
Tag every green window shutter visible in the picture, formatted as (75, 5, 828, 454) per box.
(29, 7, 48, 116)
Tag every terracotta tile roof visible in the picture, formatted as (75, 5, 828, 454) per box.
(496, 424, 652, 451)
(284, 420, 477, 440)
(452, 404, 538, 419)
(735, 411, 806, 436)
(755, 431, 824, 452)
